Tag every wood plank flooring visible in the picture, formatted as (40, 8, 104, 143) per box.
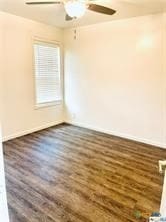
(3, 123, 166, 222)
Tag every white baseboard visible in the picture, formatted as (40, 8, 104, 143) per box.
(3, 119, 166, 149)
(66, 120, 166, 149)
(2, 120, 64, 142)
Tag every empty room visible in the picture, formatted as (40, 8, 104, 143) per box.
(0, 0, 166, 221)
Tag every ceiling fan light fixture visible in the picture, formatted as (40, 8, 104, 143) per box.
(64, 1, 86, 18)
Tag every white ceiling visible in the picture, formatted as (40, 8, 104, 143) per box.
(0, 0, 166, 28)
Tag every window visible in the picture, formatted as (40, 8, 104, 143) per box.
(34, 41, 62, 107)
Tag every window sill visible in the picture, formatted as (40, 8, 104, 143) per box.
(35, 100, 62, 109)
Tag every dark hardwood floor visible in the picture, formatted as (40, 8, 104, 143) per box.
(3, 123, 166, 222)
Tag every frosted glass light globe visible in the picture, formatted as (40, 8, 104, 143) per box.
(65, 1, 86, 18)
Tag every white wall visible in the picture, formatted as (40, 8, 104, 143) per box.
(160, 169, 166, 216)
(0, 13, 4, 122)
(1, 12, 165, 147)
(64, 14, 166, 148)
(0, 127, 9, 222)
(163, 14, 166, 149)
(0, 12, 64, 140)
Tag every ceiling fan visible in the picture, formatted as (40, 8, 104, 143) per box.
(26, 0, 116, 21)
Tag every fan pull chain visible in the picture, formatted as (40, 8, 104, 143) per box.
(74, 29, 77, 40)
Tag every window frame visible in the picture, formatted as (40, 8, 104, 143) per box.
(32, 37, 63, 109)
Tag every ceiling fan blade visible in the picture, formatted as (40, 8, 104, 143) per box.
(88, 4, 116, 15)
(26, 1, 61, 5)
(65, 14, 73, 21)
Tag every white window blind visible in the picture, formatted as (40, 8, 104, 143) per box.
(34, 41, 61, 106)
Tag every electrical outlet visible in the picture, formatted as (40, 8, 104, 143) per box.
(71, 113, 76, 120)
